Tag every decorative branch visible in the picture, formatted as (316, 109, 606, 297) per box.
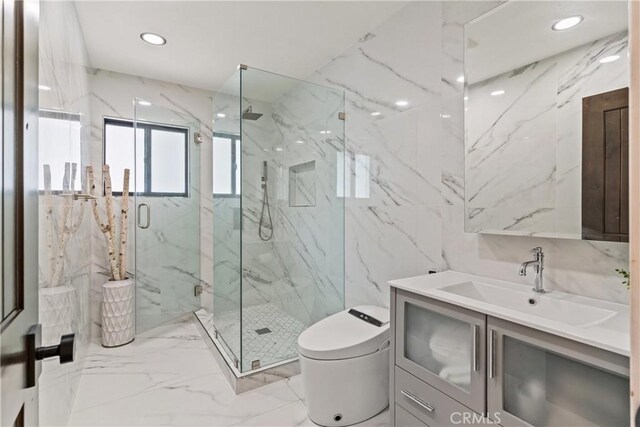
(88, 166, 120, 280)
(44, 162, 86, 288)
(49, 162, 84, 286)
(43, 165, 56, 285)
(118, 169, 130, 280)
(87, 165, 130, 281)
(67, 163, 85, 235)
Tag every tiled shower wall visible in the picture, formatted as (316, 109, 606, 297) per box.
(308, 1, 629, 308)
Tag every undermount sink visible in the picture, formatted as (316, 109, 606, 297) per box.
(439, 281, 616, 327)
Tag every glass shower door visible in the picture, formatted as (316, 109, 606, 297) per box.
(133, 100, 201, 331)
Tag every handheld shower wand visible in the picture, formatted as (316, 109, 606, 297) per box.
(258, 160, 273, 241)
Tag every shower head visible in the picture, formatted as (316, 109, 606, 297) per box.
(242, 106, 263, 120)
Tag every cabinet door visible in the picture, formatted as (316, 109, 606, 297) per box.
(487, 317, 629, 427)
(396, 290, 486, 413)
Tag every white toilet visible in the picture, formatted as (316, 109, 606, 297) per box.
(298, 306, 390, 426)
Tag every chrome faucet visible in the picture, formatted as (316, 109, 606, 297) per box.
(519, 247, 545, 293)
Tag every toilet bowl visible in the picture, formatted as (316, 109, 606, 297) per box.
(298, 306, 390, 427)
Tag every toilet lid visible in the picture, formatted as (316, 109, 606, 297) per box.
(298, 306, 390, 360)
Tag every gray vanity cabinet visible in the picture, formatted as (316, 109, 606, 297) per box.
(487, 317, 630, 427)
(395, 290, 487, 414)
(390, 287, 631, 427)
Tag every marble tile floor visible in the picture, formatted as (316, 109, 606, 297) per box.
(197, 304, 306, 371)
(65, 315, 390, 427)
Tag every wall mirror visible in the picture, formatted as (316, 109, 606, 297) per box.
(464, 1, 629, 241)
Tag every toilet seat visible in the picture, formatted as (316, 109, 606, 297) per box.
(298, 306, 390, 360)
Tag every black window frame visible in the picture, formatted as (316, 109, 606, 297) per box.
(213, 131, 240, 198)
(103, 117, 190, 197)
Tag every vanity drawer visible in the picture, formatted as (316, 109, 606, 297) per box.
(395, 366, 483, 427)
(395, 404, 429, 427)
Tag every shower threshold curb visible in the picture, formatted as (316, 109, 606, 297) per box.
(192, 310, 301, 394)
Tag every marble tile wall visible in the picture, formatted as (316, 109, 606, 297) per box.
(305, 0, 629, 309)
(87, 69, 214, 334)
(440, 1, 630, 304)
(466, 31, 629, 237)
(38, 2, 92, 425)
(308, 2, 446, 308)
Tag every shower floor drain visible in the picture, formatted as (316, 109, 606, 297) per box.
(255, 328, 272, 335)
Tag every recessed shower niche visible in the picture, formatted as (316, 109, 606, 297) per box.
(289, 161, 316, 207)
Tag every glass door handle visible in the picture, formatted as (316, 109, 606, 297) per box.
(472, 324, 480, 372)
(489, 329, 496, 378)
(138, 203, 150, 229)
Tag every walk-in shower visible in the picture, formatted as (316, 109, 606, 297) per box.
(203, 65, 345, 375)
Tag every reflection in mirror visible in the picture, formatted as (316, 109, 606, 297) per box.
(464, 1, 629, 241)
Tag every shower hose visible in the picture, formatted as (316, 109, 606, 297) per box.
(259, 178, 273, 241)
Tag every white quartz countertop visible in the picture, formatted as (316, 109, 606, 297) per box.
(388, 270, 630, 357)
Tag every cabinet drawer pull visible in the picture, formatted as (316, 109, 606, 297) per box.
(401, 390, 435, 413)
(473, 324, 480, 372)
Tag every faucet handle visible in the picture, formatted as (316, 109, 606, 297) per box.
(531, 247, 543, 254)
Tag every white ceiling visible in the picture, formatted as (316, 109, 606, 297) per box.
(74, 1, 408, 93)
(466, 1, 628, 83)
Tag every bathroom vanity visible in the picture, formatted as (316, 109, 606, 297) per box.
(388, 271, 630, 427)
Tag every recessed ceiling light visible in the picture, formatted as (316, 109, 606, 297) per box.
(440, 114, 451, 119)
(552, 16, 583, 31)
(296, 140, 304, 144)
(457, 75, 465, 83)
(275, 147, 283, 152)
(138, 100, 151, 106)
(320, 130, 331, 135)
(140, 32, 166, 46)
(599, 55, 620, 64)
(39, 85, 51, 91)
(371, 111, 382, 116)
(217, 113, 226, 118)
(395, 100, 409, 107)
(491, 90, 505, 96)
(464, 96, 469, 101)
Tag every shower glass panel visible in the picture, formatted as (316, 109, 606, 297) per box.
(132, 100, 201, 332)
(212, 71, 242, 366)
(212, 67, 345, 373)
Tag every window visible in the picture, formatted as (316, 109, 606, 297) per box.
(213, 132, 240, 196)
(38, 110, 82, 192)
(104, 118, 189, 197)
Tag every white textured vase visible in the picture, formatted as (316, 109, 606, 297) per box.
(101, 278, 135, 347)
(40, 285, 76, 346)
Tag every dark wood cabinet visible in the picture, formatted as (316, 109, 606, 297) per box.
(582, 87, 629, 242)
